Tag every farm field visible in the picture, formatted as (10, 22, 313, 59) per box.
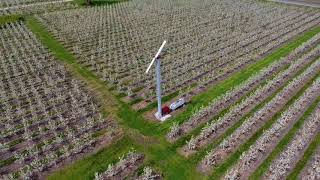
(272, 0, 320, 8)
(0, 21, 119, 179)
(0, 0, 320, 180)
(37, 0, 320, 108)
(0, 0, 76, 16)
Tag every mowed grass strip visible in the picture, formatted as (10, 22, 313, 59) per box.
(26, 16, 205, 180)
(0, 15, 24, 25)
(173, 40, 308, 147)
(26, 15, 320, 137)
(162, 26, 320, 135)
(286, 132, 320, 180)
(47, 136, 136, 180)
(182, 57, 300, 156)
(26, 16, 167, 136)
(187, 81, 278, 165)
(208, 70, 320, 180)
(25, 15, 320, 180)
(48, 131, 206, 180)
(250, 96, 320, 179)
(25, 16, 119, 116)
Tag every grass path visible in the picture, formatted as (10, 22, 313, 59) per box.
(250, 96, 320, 179)
(0, 15, 23, 24)
(181, 51, 313, 157)
(209, 68, 320, 180)
(24, 15, 320, 180)
(26, 16, 119, 117)
(286, 132, 320, 180)
(25, 16, 205, 180)
(27, 15, 320, 138)
(159, 26, 320, 135)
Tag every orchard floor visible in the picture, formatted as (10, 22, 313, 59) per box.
(1, 0, 320, 179)
(25, 15, 320, 180)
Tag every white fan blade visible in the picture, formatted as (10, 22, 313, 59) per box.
(145, 40, 167, 73)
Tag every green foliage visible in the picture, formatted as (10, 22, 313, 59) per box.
(0, 157, 16, 168)
(0, 15, 24, 25)
(287, 133, 320, 180)
(250, 95, 320, 179)
(25, 15, 320, 180)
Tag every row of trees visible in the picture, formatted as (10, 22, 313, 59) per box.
(264, 104, 320, 179)
(199, 56, 320, 172)
(167, 29, 320, 141)
(225, 77, 320, 179)
(300, 147, 320, 180)
(94, 149, 145, 180)
(36, 0, 320, 103)
(182, 43, 320, 152)
(167, 31, 320, 142)
(0, 0, 76, 16)
(0, 22, 116, 179)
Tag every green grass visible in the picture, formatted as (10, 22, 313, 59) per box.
(48, 137, 136, 180)
(0, 15, 24, 25)
(0, 157, 16, 168)
(25, 16, 119, 117)
(26, 15, 203, 180)
(177, 58, 293, 154)
(159, 26, 320, 135)
(250, 96, 320, 179)
(181, 79, 274, 156)
(209, 68, 320, 180)
(24, 15, 320, 180)
(8, 138, 24, 147)
(167, 32, 320, 139)
(26, 17, 77, 64)
(287, 132, 320, 180)
(184, 84, 277, 166)
(139, 91, 180, 113)
(48, 133, 206, 180)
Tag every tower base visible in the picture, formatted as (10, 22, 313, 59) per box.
(154, 112, 171, 122)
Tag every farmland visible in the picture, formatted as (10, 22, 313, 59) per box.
(272, 0, 320, 8)
(0, 0, 320, 180)
(37, 0, 320, 107)
(0, 21, 118, 179)
(0, 0, 76, 16)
